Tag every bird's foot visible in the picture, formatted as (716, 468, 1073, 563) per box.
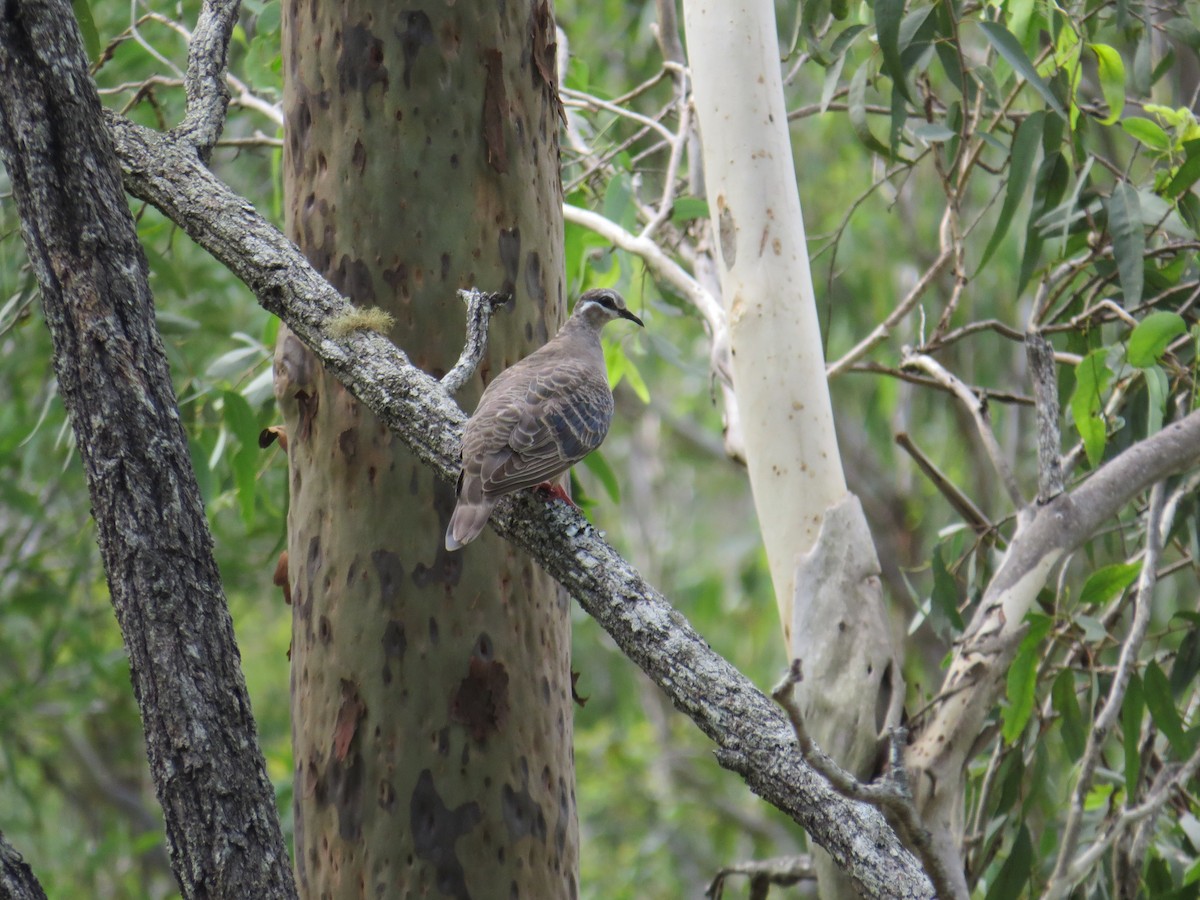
(533, 482, 579, 509)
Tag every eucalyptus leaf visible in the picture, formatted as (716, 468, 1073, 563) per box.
(1128, 312, 1186, 367)
(978, 21, 1066, 118)
(1107, 182, 1145, 305)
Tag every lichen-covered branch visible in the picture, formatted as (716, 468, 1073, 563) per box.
(441, 289, 512, 395)
(175, 0, 238, 157)
(105, 113, 935, 898)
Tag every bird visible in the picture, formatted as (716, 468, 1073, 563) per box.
(445, 288, 644, 550)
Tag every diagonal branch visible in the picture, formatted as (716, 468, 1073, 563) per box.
(106, 113, 935, 897)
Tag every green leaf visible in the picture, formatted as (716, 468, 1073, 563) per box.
(620, 354, 650, 404)
(71, 0, 101, 61)
(1123, 673, 1144, 793)
(1166, 140, 1200, 199)
(1145, 661, 1195, 756)
(1122, 117, 1171, 152)
(602, 173, 637, 231)
(1003, 614, 1053, 743)
(929, 544, 964, 635)
(1070, 349, 1112, 467)
(984, 825, 1033, 900)
(848, 63, 891, 157)
(978, 112, 1044, 274)
(671, 197, 709, 224)
(1090, 44, 1125, 125)
(1108, 182, 1145, 305)
(1079, 562, 1142, 606)
(1146, 364, 1167, 435)
(978, 21, 1065, 118)
(1171, 614, 1200, 697)
(875, 0, 912, 103)
(1052, 670, 1086, 760)
(580, 451, 620, 503)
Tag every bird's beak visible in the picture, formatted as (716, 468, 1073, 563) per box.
(620, 309, 644, 327)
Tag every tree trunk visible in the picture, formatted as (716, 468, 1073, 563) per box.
(276, 2, 579, 897)
(682, 1, 904, 895)
(0, 2, 296, 898)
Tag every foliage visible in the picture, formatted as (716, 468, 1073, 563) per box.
(1, 0, 1199, 896)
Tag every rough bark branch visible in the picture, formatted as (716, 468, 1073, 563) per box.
(0, 3, 296, 898)
(1025, 330, 1064, 504)
(176, 0, 238, 158)
(0, 831, 48, 900)
(773, 664, 963, 900)
(105, 113, 935, 898)
(440, 289, 512, 395)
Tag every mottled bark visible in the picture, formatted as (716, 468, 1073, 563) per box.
(0, 832, 47, 900)
(0, 2, 295, 898)
(276, 1, 577, 897)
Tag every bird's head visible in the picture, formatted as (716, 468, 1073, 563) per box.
(573, 288, 644, 329)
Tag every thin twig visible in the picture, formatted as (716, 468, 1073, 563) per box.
(440, 290, 512, 395)
(826, 248, 953, 377)
(902, 352, 1025, 509)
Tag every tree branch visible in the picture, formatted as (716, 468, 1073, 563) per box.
(441, 289, 512, 395)
(105, 114, 935, 898)
(0, 831, 48, 900)
(773, 663, 965, 900)
(175, 0, 238, 157)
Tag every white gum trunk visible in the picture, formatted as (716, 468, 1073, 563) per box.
(682, 0, 847, 637)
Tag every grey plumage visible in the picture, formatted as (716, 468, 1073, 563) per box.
(446, 288, 643, 550)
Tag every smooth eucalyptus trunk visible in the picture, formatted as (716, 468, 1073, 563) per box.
(276, 2, 579, 897)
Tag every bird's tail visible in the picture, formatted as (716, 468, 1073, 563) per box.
(445, 492, 497, 550)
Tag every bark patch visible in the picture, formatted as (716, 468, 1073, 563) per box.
(451, 653, 510, 742)
(338, 23, 389, 109)
(371, 549, 405, 608)
(501, 765, 547, 843)
(397, 11, 433, 89)
(482, 49, 509, 173)
(410, 769, 481, 900)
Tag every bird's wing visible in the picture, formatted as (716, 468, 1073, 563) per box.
(472, 361, 614, 497)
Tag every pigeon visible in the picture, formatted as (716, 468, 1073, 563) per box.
(445, 288, 643, 550)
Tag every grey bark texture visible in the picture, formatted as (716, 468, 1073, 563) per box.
(105, 114, 937, 895)
(0, 832, 48, 900)
(0, 2, 296, 898)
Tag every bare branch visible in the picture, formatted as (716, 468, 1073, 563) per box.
(772, 663, 965, 900)
(894, 432, 992, 534)
(0, 831, 48, 900)
(1025, 330, 1064, 503)
(440, 289, 512, 395)
(176, 0, 240, 157)
(1045, 482, 1169, 898)
(902, 351, 1025, 509)
(706, 856, 816, 899)
(826, 248, 953, 378)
